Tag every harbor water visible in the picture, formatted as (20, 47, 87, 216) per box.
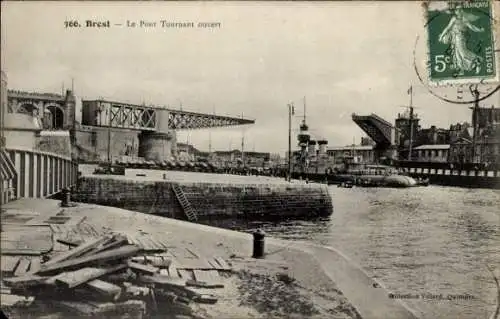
(205, 185, 500, 319)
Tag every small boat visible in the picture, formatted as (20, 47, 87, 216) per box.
(415, 177, 430, 186)
(338, 181, 354, 188)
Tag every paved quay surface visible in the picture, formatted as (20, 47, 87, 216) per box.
(81, 166, 317, 185)
(2, 198, 419, 319)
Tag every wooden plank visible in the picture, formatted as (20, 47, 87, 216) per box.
(150, 234, 169, 249)
(125, 234, 138, 245)
(168, 261, 181, 279)
(192, 270, 221, 285)
(56, 238, 82, 248)
(56, 300, 97, 315)
(0, 248, 44, 256)
(139, 275, 199, 298)
(28, 257, 41, 274)
(54, 264, 127, 289)
(44, 216, 71, 224)
(136, 235, 165, 252)
(66, 216, 86, 226)
(127, 261, 159, 275)
(43, 235, 114, 267)
(159, 269, 170, 276)
(166, 248, 179, 258)
(83, 279, 122, 301)
(195, 294, 218, 304)
(213, 256, 231, 271)
(177, 269, 194, 281)
(2, 274, 50, 288)
(146, 255, 171, 268)
(37, 245, 141, 276)
(140, 235, 158, 250)
(1, 256, 20, 276)
(207, 259, 220, 270)
(103, 269, 136, 283)
(14, 258, 31, 277)
(186, 280, 224, 289)
(175, 256, 213, 270)
(124, 284, 150, 298)
(132, 235, 146, 250)
(185, 247, 200, 258)
(85, 235, 128, 256)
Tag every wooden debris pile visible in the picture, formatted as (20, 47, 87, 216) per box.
(2, 232, 231, 318)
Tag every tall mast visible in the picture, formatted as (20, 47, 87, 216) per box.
(352, 136, 355, 157)
(288, 103, 293, 182)
(241, 113, 245, 166)
(208, 131, 212, 154)
(408, 85, 414, 161)
(303, 96, 306, 124)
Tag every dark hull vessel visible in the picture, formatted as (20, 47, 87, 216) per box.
(293, 164, 428, 188)
(395, 161, 500, 189)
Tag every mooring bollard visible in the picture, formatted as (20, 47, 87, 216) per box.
(61, 188, 71, 207)
(252, 229, 266, 259)
(163, 173, 167, 180)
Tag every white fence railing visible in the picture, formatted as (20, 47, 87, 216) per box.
(1, 148, 78, 203)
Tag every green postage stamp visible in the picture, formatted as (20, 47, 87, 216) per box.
(426, 0, 498, 84)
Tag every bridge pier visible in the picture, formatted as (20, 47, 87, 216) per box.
(138, 131, 176, 162)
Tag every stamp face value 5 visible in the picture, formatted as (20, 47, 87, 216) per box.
(426, 1, 497, 83)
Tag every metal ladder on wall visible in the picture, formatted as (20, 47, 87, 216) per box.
(171, 183, 198, 222)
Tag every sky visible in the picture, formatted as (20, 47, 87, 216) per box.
(2, 1, 499, 155)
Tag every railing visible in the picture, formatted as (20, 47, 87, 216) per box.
(2, 148, 78, 202)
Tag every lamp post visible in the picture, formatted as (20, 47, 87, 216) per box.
(470, 85, 480, 164)
(287, 103, 294, 182)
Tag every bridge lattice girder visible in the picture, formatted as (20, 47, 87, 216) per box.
(168, 110, 254, 130)
(352, 113, 394, 147)
(109, 105, 156, 131)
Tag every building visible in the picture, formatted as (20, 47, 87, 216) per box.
(413, 144, 450, 162)
(447, 122, 473, 164)
(394, 109, 420, 160)
(473, 106, 500, 165)
(327, 145, 376, 164)
(176, 143, 210, 162)
(416, 125, 450, 145)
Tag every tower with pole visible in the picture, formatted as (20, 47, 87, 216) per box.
(396, 85, 419, 161)
(297, 96, 310, 174)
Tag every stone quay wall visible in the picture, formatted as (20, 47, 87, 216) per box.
(73, 175, 333, 221)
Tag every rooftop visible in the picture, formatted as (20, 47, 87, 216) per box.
(328, 145, 374, 151)
(413, 144, 450, 150)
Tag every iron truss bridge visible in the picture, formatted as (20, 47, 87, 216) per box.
(107, 104, 156, 131)
(352, 113, 394, 147)
(87, 100, 255, 131)
(168, 109, 254, 130)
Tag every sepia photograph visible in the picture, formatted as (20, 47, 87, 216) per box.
(0, 1, 499, 318)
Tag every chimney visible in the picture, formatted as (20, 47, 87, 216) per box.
(308, 140, 317, 158)
(318, 140, 328, 156)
